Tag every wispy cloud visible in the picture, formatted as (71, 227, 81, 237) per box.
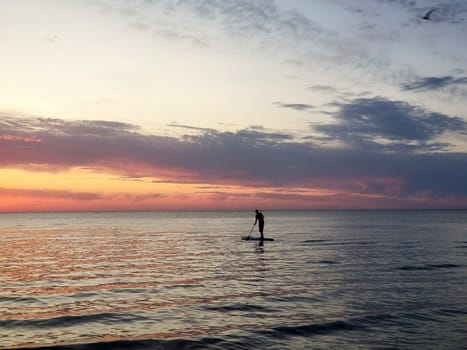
(0, 187, 166, 212)
(90, 0, 403, 83)
(274, 102, 314, 111)
(308, 85, 337, 93)
(0, 187, 103, 201)
(401, 75, 467, 91)
(92, 0, 324, 44)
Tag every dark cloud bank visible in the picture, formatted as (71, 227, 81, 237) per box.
(1, 96, 467, 206)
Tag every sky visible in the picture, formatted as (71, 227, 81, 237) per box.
(1, 0, 467, 211)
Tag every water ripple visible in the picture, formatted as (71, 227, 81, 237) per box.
(1, 211, 466, 350)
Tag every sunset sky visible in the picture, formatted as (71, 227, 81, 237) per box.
(1, 0, 467, 211)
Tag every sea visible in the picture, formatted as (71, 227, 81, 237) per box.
(0, 210, 466, 350)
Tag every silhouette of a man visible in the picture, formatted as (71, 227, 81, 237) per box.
(254, 209, 265, 240)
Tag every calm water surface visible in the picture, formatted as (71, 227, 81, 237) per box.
(0, 210, 466, 349)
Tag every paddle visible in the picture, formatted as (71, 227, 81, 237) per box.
(245, 224, 255, 240)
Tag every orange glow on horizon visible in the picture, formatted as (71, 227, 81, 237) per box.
(2, 167, 466, 212)
(0, 167, 347, 211)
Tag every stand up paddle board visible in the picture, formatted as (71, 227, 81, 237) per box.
(242, 236, 274, 241)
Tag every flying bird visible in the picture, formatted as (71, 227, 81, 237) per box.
(421, 8, 436, 20)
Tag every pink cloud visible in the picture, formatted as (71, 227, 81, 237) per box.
(0, 134, 42, 143)
(1, 115, 467, 209)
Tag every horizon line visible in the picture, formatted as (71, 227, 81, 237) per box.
(1, 208, 466, 214)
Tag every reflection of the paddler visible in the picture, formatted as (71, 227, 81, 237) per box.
(255, 242, 264, 253)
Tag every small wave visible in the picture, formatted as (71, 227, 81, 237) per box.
(453, 241, 467, 248)
(319, 260, 338, 264)
(315, 241, 376, 246)
(396, 263, 462, 271)
(396, 265, 433, 271)
(265, 295, 322, 304)
(0, 312, 147, 329)
(162, 284, 201, 290)
(203, 303, 274, 313)
(302, 239, 331, 244)
(0, 337, 226, 350)
(306, 259, 339, 265)
(436, 308, 467, 317)
(429, 263, 462, 269)
(0, 296, 40, 304)
(263, 320, 360, 338)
